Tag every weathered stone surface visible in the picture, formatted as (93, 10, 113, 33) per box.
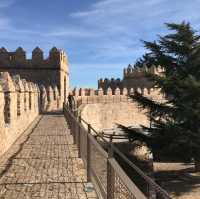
(0, 113, 97, 199)
(79, 102, 149, 131)
(0, 72, 63, 158)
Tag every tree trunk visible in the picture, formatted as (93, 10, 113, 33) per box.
(194, 157, 200, 172)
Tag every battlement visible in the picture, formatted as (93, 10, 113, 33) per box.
(98, 77, 122, 84)
(0, 47, 68, 72)
(98, 78, 123, 93)
(0, 71, 62, 111)
(123, 64, 164, 78)
(98, 77, 122, 87)
(0, 47, 70, 102)
(0, 71, 63, 156)
(98, 65, 164, 93)
(72, 86, 165, 107)
(72, 86, 162, 107)
(73, 86, 158, 97)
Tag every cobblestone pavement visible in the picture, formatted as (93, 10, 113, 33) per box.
(0, 113, 97, 199)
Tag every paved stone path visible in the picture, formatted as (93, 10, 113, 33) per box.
(0, 113, 97, 199)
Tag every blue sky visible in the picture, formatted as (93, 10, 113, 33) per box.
(1, 0, 200, 88)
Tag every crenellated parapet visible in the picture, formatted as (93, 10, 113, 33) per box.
(0, 71, 63, 156)
(72, 87, 127, 107)
(73, 86, 156, 97)
(98, 64, 164, 96)
(123, 64, 164, 78)
(0, 47, 68, 71)
(0, 72, 40, 156)
(98, 78, 123, 91)
(0, 72, 62, 121)
(72, 86, 162, 107)
(72, 85, 165, 108)
(0, 47, 70, 104)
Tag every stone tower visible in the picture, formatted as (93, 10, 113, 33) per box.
(0, 47, 70, 103)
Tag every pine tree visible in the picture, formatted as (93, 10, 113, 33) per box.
(122, 22, 200, 171)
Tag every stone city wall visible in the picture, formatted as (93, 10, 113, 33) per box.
(79, 102, 149, 131)
(72, 86, 165, 131)
(0, 72, 61, 157)
(72, 87, 164, 131)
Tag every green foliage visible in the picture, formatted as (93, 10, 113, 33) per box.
(123, 22, 200, 160)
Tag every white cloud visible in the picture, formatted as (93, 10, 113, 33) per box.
(70, 0, 200, 32)
(46, 27, 100, 38)
(66, 0, 200, 61)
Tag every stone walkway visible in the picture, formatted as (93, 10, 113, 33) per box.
(0, 113, 97, 199)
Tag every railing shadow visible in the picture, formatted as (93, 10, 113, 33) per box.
(154, 166, 200, 198)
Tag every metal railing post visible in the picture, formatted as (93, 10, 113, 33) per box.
(148, 163, 157, 199)
(74, 113, 78, 145)
(87, 124, 91, 182)
(107, 143, 115, 199)
(73, 120, 77, 144)
(78, 116, 81, 158)
(63, 105, 171, 199)
(72, 119, 75, 144)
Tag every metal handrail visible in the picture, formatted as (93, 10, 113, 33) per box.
(111, 144, 171, 197)
(90, 122, 170, 197)
(108, 158, 147, 199)
(63, 104, 172, 199)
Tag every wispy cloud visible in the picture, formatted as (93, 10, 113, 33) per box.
(46, 27, 99, 38)
(67, 0, 200, 60)
(0, 0, 200, 87)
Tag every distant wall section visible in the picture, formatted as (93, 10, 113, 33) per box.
(72, 87, 164, 131)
